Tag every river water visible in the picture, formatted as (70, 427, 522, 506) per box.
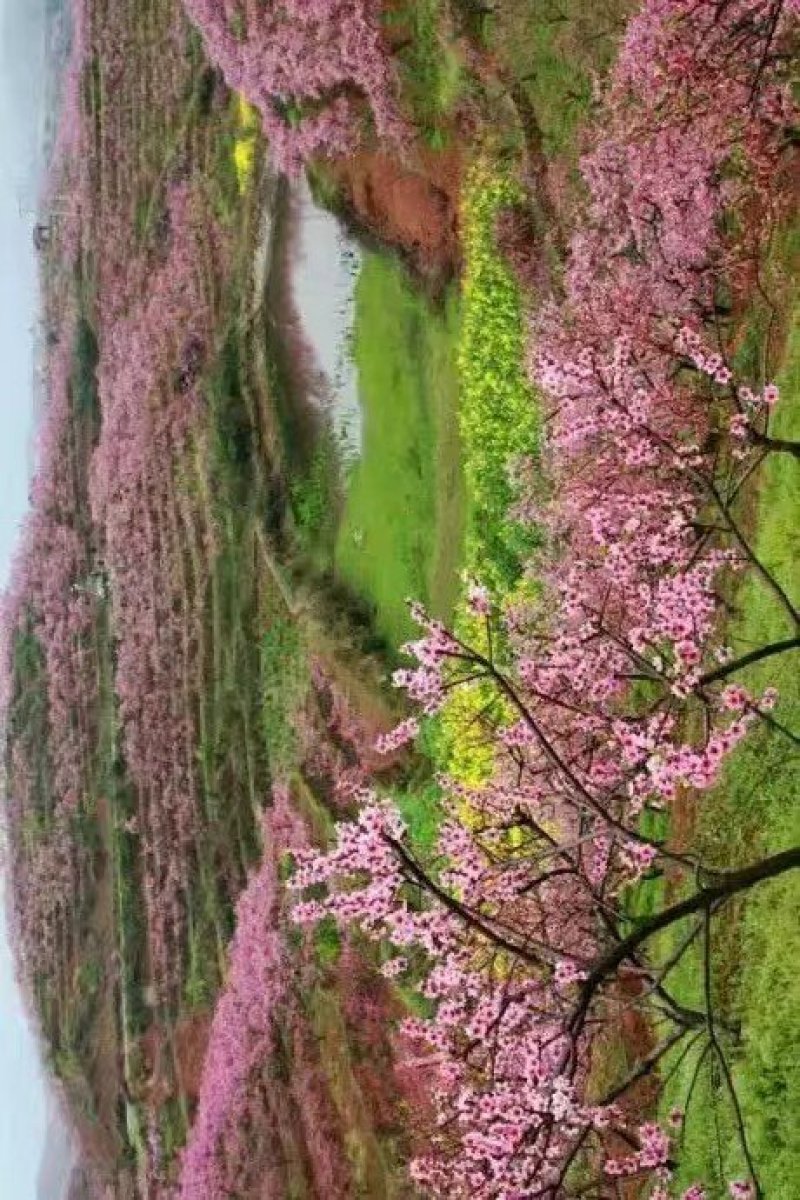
(289, 175, 363, 463)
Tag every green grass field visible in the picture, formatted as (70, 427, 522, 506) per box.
(656, 294, 800, 1195)
(335, 252, 465, 650)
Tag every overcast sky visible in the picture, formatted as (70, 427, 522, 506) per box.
(1, 0, 60, 1195)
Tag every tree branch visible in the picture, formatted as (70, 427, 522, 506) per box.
(699, 635, 800, 685)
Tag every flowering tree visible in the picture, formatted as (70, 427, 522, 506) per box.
(292, 587, 799, 1197)
(290, 2, 800, 1197)
(177, 790, 295, 1199)
(178, 785, 355, 1198)
(1, 308, 100, 1009)
(179, 0, 406, 173)
(87, 179, 225, 1005)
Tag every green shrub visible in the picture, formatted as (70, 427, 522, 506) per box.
(260, 616, 308, 773)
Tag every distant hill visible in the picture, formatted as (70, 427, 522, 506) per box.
(64, 1165, 98, 1200)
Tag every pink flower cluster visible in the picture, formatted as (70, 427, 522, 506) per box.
(180, 0, 406, 173)
(392, 609, 463, 716)
(605, 1121, 670, 1177)
(375, 717, 420, 755)
(678, 325, 782, 453)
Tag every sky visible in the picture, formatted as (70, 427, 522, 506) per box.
(0, 0, 64, 1196)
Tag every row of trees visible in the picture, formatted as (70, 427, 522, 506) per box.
(2, 310, 98, 1003)
(175, 661, 416, 1195)
(90, 178, 226, 1004)
(5, 0, 413, 1189)
(292, 2, 800, 1197)
(175, 784, 370, 1199)
(176, 787, 298, 1198)
(2, 0, 228, 1061)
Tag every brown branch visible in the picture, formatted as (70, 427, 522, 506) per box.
(698, 635, 800, 685)
(706, 479, 800, 630)
(750, 431, 800, 459)
(385, 834, 568, 970)
(460, 642, 697, 870)
(571, 846, 800, 1035)
(598, 1027, 688, 1107)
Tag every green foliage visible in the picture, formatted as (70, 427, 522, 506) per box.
(232, 94, 259, 195)
(160, 1097, 189, 1164)
(459, 163, 541, 597)
(100, 604, 150, 1043)
(209, 126, 247, 226)
(72, 318, 101, 438)
(53, 1047, 84, 1084)
(114, 801, 149, 1039)
(291, 434, 339, 557)
(9, 624, 52, 824)
(203, 530, 269, 835)
(484, 0, 626, 161)
(415, 163, 542, 790)
(390, 0, 464, 136)
(392, 776, 444, 858)
(184, 873, 224, 1010)
(394, 980, 436, 1020)
(335, 251, 465, 650)
(260, 615, 308, 774)
(305, 161, 346, 214)
(207, 332, 255, 505)
(313, 915, 343, 968)
(76, 957, 102, 1001)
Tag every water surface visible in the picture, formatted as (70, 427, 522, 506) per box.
(289, 175, 363, 461)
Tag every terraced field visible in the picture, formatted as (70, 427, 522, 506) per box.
(2, 2, 798, 1198)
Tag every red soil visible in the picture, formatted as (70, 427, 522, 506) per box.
(174, 1010, 214, 1104)
(134, 1009, 212, 1115)
(137, 1025, 174, 1109)
(331, 144, 462, 281)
